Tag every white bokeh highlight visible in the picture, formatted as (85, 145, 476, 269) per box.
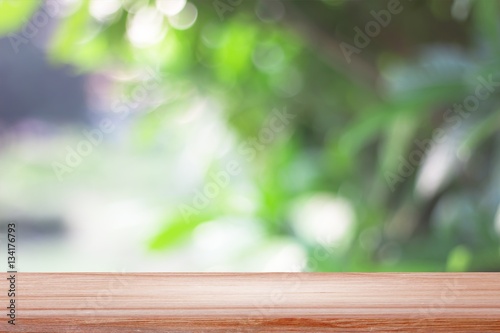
(157, 0, 187, 16)
(291, 193, 355, 247)
(127, 7, 167, 48)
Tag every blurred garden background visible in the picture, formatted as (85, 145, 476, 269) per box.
(0, 0, 499, 272)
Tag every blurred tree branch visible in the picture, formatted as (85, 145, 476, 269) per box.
(283, 2, 381, 94)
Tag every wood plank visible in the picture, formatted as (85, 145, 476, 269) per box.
(2, 273, 500, 332)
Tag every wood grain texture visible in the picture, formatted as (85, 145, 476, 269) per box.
(1, 273, 500, 332)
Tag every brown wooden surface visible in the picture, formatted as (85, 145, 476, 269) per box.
(1, 273, 500, 332)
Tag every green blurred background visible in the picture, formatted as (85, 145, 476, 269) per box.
(0, 0, 499, 272)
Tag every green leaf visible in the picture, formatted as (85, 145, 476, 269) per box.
(474, 0, 500, 56)
(148, 211, 214, 251)
(49, 0, 91, 65)
(214, 20, 257, 83)
(458, 108, 500, 153)
(0, 0, 40, 35)
(446, 245, 471, 272)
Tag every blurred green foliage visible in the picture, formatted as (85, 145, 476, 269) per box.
(0, 0, 39, 34)
(2, 0, 500, 272)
